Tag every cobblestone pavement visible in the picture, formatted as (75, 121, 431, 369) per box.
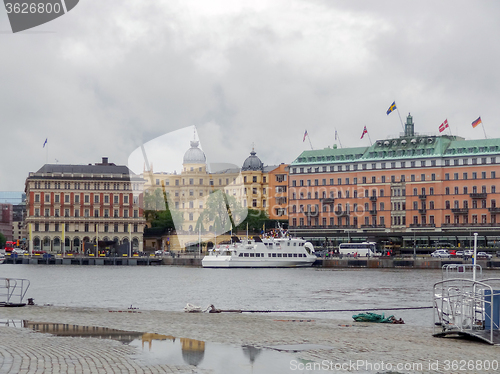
(0, 306, 499, 373)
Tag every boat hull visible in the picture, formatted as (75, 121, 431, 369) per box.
(201, 256, 316, 268)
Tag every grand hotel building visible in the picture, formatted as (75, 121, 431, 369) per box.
(288, 114, 500, 247)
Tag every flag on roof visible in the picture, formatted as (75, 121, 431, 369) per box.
(439, 119, 449, 133)
(43, 138, 47, 148)
(386, 101, 396, 115)
(360, 126, 368, 139)
(303, 130, 308, 142)
(471, 117, 482, 128)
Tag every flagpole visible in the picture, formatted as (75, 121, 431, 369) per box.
(395, 108, 405, 131)
(335, 128, 342, 148)
(307, 133, 314, 150)
(481, 122, 488, 139)
(367, 131, 373, 146)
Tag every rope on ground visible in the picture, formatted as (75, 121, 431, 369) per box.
(240, 306, 433, 313)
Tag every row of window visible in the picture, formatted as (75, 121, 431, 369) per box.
(292, 171, 496, 187)
(34, 208, 139, 218)
(290, 185, 497, 200)
(34, 194, 135, 204)
(238, 252, 307, 258)
(155, 176, 267, 186)
(32, 222, 140, 233)
(33, 181, 135, 190)
(291, 157, 497, 174)
(290, 199, 500, 215)
(291, 213, 499, 228)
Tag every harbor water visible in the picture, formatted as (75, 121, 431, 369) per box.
(4, 264, 496, 326)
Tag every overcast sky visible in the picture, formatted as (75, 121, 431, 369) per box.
(1, 0, 500, 191)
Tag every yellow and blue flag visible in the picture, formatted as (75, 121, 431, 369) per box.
(386, 101, 396, 115)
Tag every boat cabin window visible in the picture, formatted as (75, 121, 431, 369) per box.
(272, 253, 277, 257)
(244, 253, 249, 257)
(287, 243, 290, 246)
(239, 253, 243, 257)
(250, 253, 255, 257)
(293, 253, 298, 257)
(293, 243, 297, 246)
(277, 253, 282, 257)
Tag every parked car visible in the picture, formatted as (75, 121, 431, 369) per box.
(13, 248, 28, 255)
(431, 249, 451, 258)
(496, 251, 500, 258)
(455, 250, 464, 257)
(476, 251, 493, 259)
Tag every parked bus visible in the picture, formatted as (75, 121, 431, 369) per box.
(4, 241, 16, 252)
(338, 242, 381, 257)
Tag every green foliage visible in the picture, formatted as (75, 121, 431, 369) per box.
(143, 187, 183, 230)
(0, 232, 6, 247)
(201, 191, 246, 233)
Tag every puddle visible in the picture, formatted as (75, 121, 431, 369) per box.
(1, 320, 333, 373)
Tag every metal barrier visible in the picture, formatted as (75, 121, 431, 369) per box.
(0, 278, 31, 307)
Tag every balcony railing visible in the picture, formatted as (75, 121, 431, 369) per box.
(470, 193, 487, 199)
(409, 223, 436, 228)
(369, 209, 377, 215)
(319, 198, 335, 204)
(418, 208, 426, 214)
(369, 196, 377, 201)
(451, 208, 469, 214)
(418, 194, 427, 200)
(488, 207, 500, 213)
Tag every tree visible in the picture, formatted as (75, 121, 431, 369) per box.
(201, 191, 246, 234)
(0, 232, 5, 248)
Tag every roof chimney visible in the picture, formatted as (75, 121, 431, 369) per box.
(102, 157, 108, 164)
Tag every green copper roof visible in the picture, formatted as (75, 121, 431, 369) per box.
(291, 146, 368, 166)
(290, 135, 500, 165)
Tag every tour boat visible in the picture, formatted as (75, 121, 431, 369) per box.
(202, 235, 316, 268)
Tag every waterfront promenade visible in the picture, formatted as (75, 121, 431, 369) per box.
(0, 305, 498, 374)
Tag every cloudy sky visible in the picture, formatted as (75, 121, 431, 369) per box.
(1, 0, 499, 191)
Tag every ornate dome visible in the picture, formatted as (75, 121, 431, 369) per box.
(242, 150, 263, 171)
(183, 140, 206, 164)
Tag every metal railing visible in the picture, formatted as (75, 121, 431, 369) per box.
(0, 278, 31, 306)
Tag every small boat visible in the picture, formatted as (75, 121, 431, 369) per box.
(0, 252, 5, 264)
(202, 235, 316, 268)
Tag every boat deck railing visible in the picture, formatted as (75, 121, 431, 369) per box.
(441, 264, 482, 280)
(0, 278, 30, 306)
(433, 277, 500, 344)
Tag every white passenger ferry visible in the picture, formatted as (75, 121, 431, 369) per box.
(202, 235, 316, 268)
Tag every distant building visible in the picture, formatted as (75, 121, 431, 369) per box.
(24, 157, 146, 253)
(0, 203, 13, 241)
(288, 114, 500, 247)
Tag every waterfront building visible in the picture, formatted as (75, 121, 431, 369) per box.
(24, 157, 146, 253)
(288, 114, 500, 247)
(268, 164, 289, 220)
(141, 141, 278, 250)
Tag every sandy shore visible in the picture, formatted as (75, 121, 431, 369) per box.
(0, 305, 498, 373)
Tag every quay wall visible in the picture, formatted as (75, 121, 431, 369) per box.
(4, 255, 500, 269)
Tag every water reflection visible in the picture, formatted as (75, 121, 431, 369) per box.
(2, 320, 329, 373)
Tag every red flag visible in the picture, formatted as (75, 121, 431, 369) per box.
(360, 126, 368, 139)
(439, 119, 449, 133)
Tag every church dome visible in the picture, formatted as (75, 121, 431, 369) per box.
(242, 150, 263, 171)
(183, 140, 206, 164)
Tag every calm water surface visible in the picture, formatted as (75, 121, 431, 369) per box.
(3, 264, 499, 326)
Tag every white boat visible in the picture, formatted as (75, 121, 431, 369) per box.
(0, 251, 5, 264)
(202, 235, 316, 268)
